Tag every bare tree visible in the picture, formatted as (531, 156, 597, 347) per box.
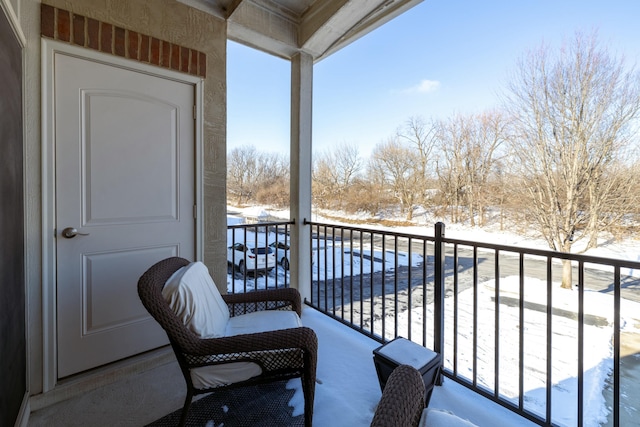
(436, 114, 470, 223)
(369, 137, 423, 220)
(254, 152, 290, 207)
(397, 116, 439, 207)
(312, 143, 362, 209)
(503, 31, 640, 288)
(228, 146, 289, 206)
(344, 176, 390, 216)
(465, 111, 509, 226)
(228, 145, 258, 205)
(436, 111, 508, 225)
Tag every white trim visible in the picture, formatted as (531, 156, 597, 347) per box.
(41, 38, 57, 393)
(41, 38, 204, 390)
(0, 0, 26, 47)
(13, 393, 30, 427)
(194, 81, 204, 261)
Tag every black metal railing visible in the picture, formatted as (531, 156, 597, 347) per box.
(303, 220, 640, 427)
(307, 220, 436, 347)
(226, 220, 294, 293)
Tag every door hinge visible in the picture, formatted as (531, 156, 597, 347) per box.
(193, 105, 196, 120)
(193, 204, 197, 219)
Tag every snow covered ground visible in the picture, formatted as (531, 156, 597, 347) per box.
(292, 306, 539, 427)
(226, 206, 640, 426)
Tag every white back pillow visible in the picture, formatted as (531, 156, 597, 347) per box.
(162, 261, 230, 338)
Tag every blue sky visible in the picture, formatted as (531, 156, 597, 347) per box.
(227, 0, 640, 158)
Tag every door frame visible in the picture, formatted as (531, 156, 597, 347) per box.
(41, 39, 204, 391)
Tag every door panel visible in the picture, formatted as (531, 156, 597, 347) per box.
(82, 91, 181, 224)
(55, 53, 195, 378)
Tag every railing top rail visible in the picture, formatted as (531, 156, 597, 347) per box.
(305, 219, 640, 270)
(304, 219, 438, 242)
(227, 220, 294, 229)
(442, 235, 640, 269)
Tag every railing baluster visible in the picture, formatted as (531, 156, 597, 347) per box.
(494, 249, 500, 399)
(307, 224, 311, 296)
(392, 234, 399, 339)
(230, 225, 236, 294)
(422, 238, 428, 348)
(348, 229, 354, 327)
(453, 243, 459, 376)
(318, 223, 322, 303)
(578, 260, 585, 427)
(546, 256, 553, 425)
(407, 236, 413, 341)
(331, 225, 337, 317)
(243, 226, 249, 295)
(360, 230, 366, 334)
(272, 224, 278, 290)
(381, 231, 387, 341)
(614, 266, 621, 427)
(283, 223, 289, 288)
(315, 224, 320, 305)
(518, 253, 525, 411)
(340, 227, 345, 320)
(323, 225, 328, 311)
(434, 222, 445, 357)
(252, 226, 258, 287)
(473, 245, 478, 387)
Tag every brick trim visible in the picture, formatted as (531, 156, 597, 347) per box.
(41, 4, 206, 78)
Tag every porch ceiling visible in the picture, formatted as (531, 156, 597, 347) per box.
(178, 0, 423, 61)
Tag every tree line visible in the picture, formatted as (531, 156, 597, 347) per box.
(227, 32, 640, 288)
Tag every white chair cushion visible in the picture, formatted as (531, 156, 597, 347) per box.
(419, 408, 478, 427)
(162, 261, 230, 338)
(189, 311, 303, 389)
(225, 310, 302, 336)
(190, 362, 263, 389)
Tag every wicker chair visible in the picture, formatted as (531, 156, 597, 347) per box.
(137, 257, 317, 427)
(370, 364, 425, 427)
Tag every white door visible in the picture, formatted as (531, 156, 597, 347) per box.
(55, 52, 195, 378)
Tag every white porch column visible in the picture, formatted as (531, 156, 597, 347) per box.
(290, 52, 313, 302)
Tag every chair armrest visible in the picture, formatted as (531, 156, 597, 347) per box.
(371, 365, 425, 427)
(183, 326, 317, 357)
(223, 288, 302, 316)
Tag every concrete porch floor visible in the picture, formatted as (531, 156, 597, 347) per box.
(29, 351, 187, 427)
(27, 307, 537, 427)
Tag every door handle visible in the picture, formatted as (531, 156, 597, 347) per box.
(61, 227, 90, 238)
